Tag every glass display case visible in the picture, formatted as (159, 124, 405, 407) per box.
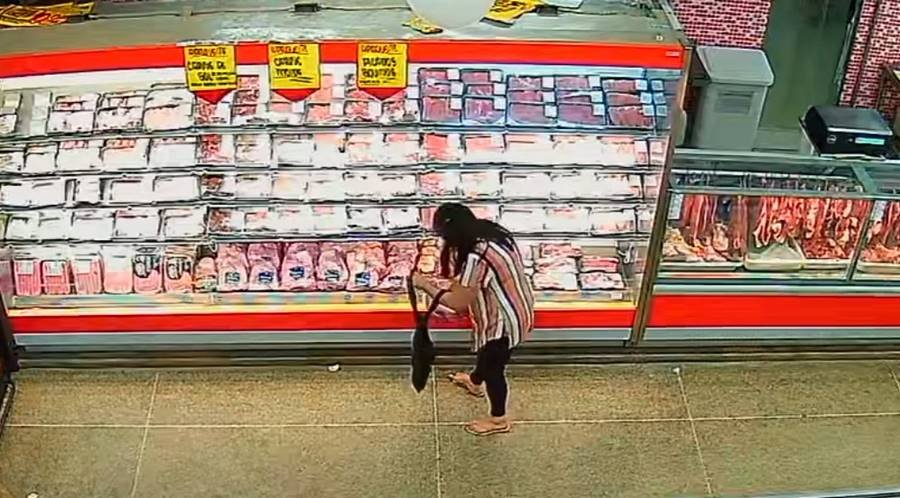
(659, 151, 874, 284)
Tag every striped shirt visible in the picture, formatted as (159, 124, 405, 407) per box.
(459, 241, 535, 351)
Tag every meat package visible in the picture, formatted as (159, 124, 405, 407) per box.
(230, 75, 261, 126)
(347, 133, 384, 165)
(312, 133, 347, 168)
(162, 208, 206, 238)
(463, 134, 505, 163)
(216, 244, 250, 292)
(266, 94, 305, 126)
(13, 250, 42, 297)
(234, 134, 272, 167)
(72, 247, 104, 295)
(154, 175, 200, 202)
(345, 241, 387, 291)
(24, 144, 57, 174)
(36, 210, 71, 240)
(417, 239, 441, 275)
(579, 271, 625, 290)
(71, 210, 114, 240)
(379, 241, 417, 291)
(312, 205, 348, 233)
(101, 139, 149, 171)
(382, 207, 420, 231)
(460, 171, 502, 198)
(545, 206, 591, 233)
(347, 207, 384, 232)
(383, 133, 421, 166)
(247, 242, 281, 291)
(101, 245, 134, 294)
(280, 242, 318, 291)
(164, 245, 195, 293)
(422, 133, 461, 162)
(41, 249, 73, 295)
(144, 86, 194, 131)
(132, 246, 163, 294)
(0, 92, 20, 136)
(505, 134, 553, 164)
(114, 208, 160, 239)
(198, 135, 236, 165)
(0, 150, 24, 174)
(72, 177, 103, 205)
(149, 137, 197, 169)
(47, 93, 98, 134)
(590, 208, 636, 235)
(196, 97, 233, 127)
(502, 172, 548, 199)
(96, 91, 146, 131)
(506, 75, 556, 126)
(500, 206, 546, 233)
(194, 253, 217, 293)
(57, 140, 103, 172)
(316, 242, 349, 291)
(420, 171, 461, 197)
(274, 135, 315, 165)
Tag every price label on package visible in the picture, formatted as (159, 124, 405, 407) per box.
(184, 44, 237, 103)
(268, 42, 321, 101)
(356, 42, 408, 99)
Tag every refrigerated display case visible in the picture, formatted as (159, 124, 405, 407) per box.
(0, 1, 686, 351)
(645, 150, 900, 342)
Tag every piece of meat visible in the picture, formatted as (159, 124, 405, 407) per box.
(463, 134, 505, 163)
(345, 100, 380, 122)
(602, 79, 648, 93)
(216, 244, 249, 292)
(248, 242, 281, 291)
(143, 104, 193, 131)
(14, 258, 42, 297)
(133, 246, 163, 295)
(580, 256, 619, 273)
(198, 135, 235, 164)
(540, 243, 582, 259)
(606, 93, 644, 106)
(507, 76, 542, 90)
(164, 245, 195, 293)
(194, 256, 217, 292)
(608, 106, 654, 129)
(72, 252, 104, 295)
(422, 97, 461, 124)
(280, 242, 318, 291)
(378, 241, 418, 291)
(423, 134, 461, 162)
(316, 243, 349, 290)
(555, 76, 592, 90)
(463, 98, 504, 125)
(532, 271, 578, 291)
(558, 104, 606, 127)
(383, 133, 421, 165)
(381, 99, 418, 124)
(345, 241, 387, 291)
(508, 103, 556, 126)
(275, 135, 315, 165)
(508, 90, 545, 103)
(420, 171, 461, 197)
(579, 272, 625, 290)
(461, 70, 494, 84)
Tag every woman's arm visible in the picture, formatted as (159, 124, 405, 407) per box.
(412, 273, 476, 314)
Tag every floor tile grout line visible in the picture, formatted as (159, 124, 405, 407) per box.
(430, 368, 443, 498)
(129, 372, 160, 498)
(888, 364, 900, 397)
(10, 411, 900, 430)
(675, 366, 714, 497)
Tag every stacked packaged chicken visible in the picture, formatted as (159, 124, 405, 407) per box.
(0, 62, 677, 303)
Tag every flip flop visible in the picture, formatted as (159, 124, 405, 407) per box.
(447, 372, 485, 398)
(465, 422, 512, 437)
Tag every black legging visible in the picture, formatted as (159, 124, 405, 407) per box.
(469, 337, 512, 417)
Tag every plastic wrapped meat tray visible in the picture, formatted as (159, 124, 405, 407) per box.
(463, 134, 505, 163)
(423, 134, 461, 162)
(71, 210, 114, 241)
(422, 97, 462, 124)
(235, 134, 272, 166)
(316, 242, 349, 291)
(0, 150, 24, 174)
(280, 242, 317, 291)
(114, 209, 160, 239)
(198, 135, 235, 164)
(24, 145, 57, 174)
(101, 139, 149, 171)
(345, 241, 387, 291)
(57, 140, 103, 172)
(149, 137, 197, 169)
(274, 135, 315, 165)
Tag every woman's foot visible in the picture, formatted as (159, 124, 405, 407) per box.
(465, 416, 511, 437)
(448, 372, 485, 398)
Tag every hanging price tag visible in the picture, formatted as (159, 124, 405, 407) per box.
(268, 42, 321, 102)
(668, 193, 684, 220)
(872, 200, 888, 221)
(356, 41, 408, 100)
(184, 44, 237, 104)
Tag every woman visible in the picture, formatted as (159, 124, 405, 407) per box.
(412, 203, 534, 436)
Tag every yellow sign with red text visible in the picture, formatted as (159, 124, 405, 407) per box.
(356, 42, 408, 99)
(268, 42, 321, 101)
(184, 44, 237, 104)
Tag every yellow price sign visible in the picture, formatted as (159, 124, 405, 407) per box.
(268, 42, 321, 101)
(356, 41, 408, 99)
(184, 44, 237, 103)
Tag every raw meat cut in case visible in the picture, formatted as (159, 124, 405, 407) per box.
(143, 104, 193, 131)
(580, 255, 620, 273)
(72, 249, 104, 295)
(274, 135, 315, 165)
(463, 98, 504, 125)
(164, 245, 195, 293)
(235, 134, 272, 166)
(13, 257, 42, 297)
(280, 242, 317, 291)
(422, 97, 461, 124)
(42, 254, 72, 295)
(382, 207, 420, 231)
(57, 140, 103, 172)
(555, 76, 593, 90)
(194, 256, 217, 292)
(345, 100, 380, 122)
(420, 171, 461, 197)
(101, 139, 149, 171)
(608, 106, 654, 129)
(133, 246, 163, 294)
(101, 246, 133, 294)
(579, 272, 625, 290)
(24, 145, 57, 174)
(605, 93, 644, 106)
(198, 135, 235, 164)
(460, 171, 501, 198)
(423, 134, 461, 162)
(316, 243, 349, 291)
(532, 271, 578, 291)
(379, 241, 418, 291)
(508, 90, 545, 103)
(216, 244, 249, 292)
(508, 103, 556, 126)
(345, 241, 387, 291)
(602, 79, 648, 93)
(461, 70, 497, 84)
(507, 76, 542, 90)
(247, 242, 281, 291)
(463, 134, 504, 163)
(149, 137, 197, 169)
(0, 150, 24, 173)
(539, 243, 583, 259)
(558, 104, 606, 128)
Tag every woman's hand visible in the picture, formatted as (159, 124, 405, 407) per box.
(411, 272, 431, 290)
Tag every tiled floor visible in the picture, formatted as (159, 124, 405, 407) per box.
(2, 362, 900, 497)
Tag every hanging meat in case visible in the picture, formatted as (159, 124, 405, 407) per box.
(345, 241, 387, 291)
(316, 242, 349, 291)
(72, 247, 103, 295)
(281, 242, 318, 291)
(247, 242, 281, 291)
(216, 244, 249, 292)
(164, 245, 195, 293)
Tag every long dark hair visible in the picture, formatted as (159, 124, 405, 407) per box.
(432, 203, 515, 278)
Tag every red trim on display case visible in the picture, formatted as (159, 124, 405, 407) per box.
(648, 294, 900, 328)
(0, 40, 684, 78)
(8, 308, 636, 334)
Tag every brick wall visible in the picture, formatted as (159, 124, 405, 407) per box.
(840, 0, 900, 118)
(671, 0, 773, 49)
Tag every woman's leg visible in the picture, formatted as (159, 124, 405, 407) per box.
(466, 338, 512, 435)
